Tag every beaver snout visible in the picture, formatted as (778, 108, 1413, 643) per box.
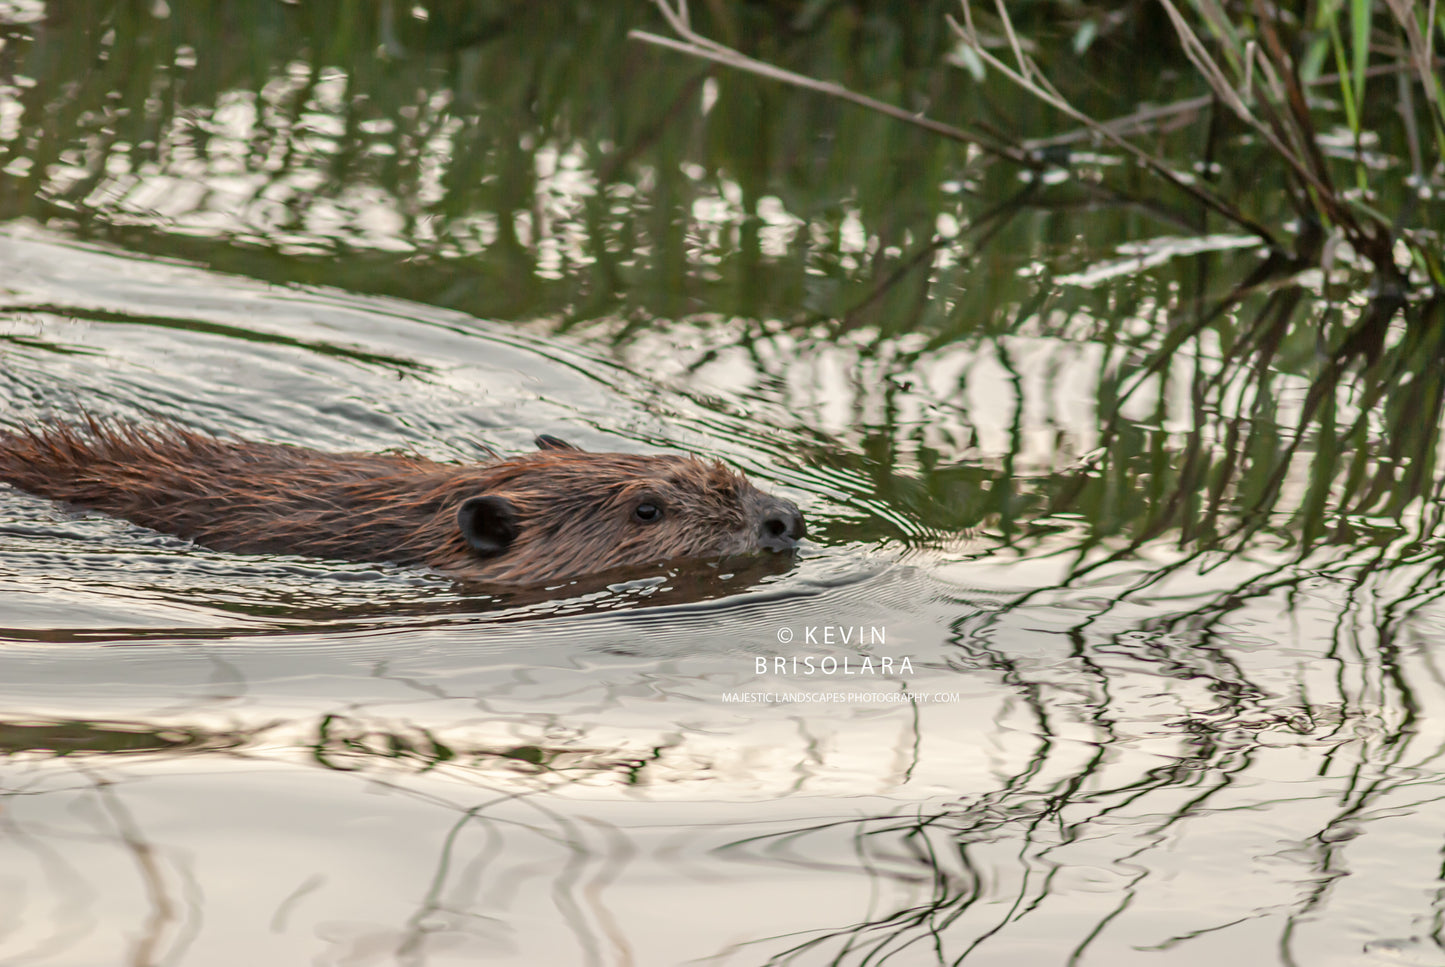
(753, 495, 806, 552)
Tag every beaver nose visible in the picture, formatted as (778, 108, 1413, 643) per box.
(758, 497, 806, 551)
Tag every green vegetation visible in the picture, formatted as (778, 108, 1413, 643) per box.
(0, 0, 1442, 570)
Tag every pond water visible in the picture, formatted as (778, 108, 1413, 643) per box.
(6, 230, 1443, 967)
(3, 4, 1445, 967)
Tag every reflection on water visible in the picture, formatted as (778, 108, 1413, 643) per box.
(5, 544, 1445, 964)
(1, 3, 1444, 965)
(3, 205, 1445, 967)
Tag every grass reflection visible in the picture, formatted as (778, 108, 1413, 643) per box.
(2, 2, 1442, 562)
(3, 4, 1445, 962)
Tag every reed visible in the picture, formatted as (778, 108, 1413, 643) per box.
(640, 0, 1445, 562)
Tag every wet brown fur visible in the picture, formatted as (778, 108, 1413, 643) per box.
(0, 420, 800, 585)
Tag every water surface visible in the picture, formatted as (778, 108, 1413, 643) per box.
(3, 5, 1445, 966)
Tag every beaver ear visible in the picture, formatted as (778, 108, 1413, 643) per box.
(534, 434, 582, 452)
(457, 495, 519, 557)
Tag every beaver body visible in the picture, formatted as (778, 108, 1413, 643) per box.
(0, 421, 805, 586)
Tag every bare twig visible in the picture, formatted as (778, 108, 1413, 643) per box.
(630, 1, 1036, 165)
(952, 0, 1279, 245)
(1156, 0, 1332, 203)
(1385, 0, 1444, 119)
(1024, 58, 1445, 151)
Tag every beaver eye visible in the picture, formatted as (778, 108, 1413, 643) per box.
(633, 501, 662, 524)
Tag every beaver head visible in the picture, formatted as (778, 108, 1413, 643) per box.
(428, 436, 806, 584)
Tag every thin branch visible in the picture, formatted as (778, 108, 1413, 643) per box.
(952, 2, 1279, 246)
(1156, 0, 1329, 201)
(1024, 58, 1445, 151)
(630, 0, 1036, 165)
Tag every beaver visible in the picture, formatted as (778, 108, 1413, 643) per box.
(0, 420, 805, 586)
